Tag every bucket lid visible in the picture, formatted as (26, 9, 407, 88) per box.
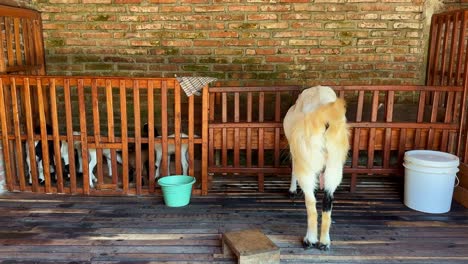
(404, 150, 459, 168)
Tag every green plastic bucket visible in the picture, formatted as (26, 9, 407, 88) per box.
(158, 175, 196, 207)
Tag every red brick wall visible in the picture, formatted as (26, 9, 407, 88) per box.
(32, 0, 468, 86)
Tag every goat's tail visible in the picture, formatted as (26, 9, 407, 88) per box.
(289, 98, 350, 177)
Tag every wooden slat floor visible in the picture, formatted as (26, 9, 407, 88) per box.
(0, 176, 467, 264)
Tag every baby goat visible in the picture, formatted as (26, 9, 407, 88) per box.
(283, 85, 349, 251)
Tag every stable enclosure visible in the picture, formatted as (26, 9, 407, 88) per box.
(0, 5, 467, 196)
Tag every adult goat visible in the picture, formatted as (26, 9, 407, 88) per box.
(283, 85, 349, 251)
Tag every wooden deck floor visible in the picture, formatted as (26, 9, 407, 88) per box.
(0, 176, 467, 263)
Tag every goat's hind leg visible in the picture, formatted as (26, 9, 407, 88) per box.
(301, 186, 319, 249)
(318, 189, 334, 251)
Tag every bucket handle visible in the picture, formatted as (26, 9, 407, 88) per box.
(455, 176, 460, 188)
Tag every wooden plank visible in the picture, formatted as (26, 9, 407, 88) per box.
(63, 79, 77, 193)
(78, 79, 90, 194)
(133, 80, 142, 194)
(160, 81, 168, 177)
(0, 79, 14, 191)
(221, 92, 227, 167)
(49, 79, 64, 193)
(147, 80, 155, 192)
(174, 80, 182, 175)
(188, 91, 195, 178)
(383, 91, 394, 169)
(23, 78, 39, 191)
(106, 80, 118, 188)
(91, 79, 104, 187)
(10, 77, 26, 191)
(119, 80, 129, 195)
(201, 86, 209, 194)
(234, 92, 240, 167)
(258, 92, 265, 192)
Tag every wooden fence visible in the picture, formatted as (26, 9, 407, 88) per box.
(0, 75, 466, 195)
(208, 85, 466, 192)
(0, 76, 208, 195)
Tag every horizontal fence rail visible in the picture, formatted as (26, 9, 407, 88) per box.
(0, 76, 208, 195)
(208, 85, 466, 192)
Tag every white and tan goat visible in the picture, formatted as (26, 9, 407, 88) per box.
(283, 85, 349, 251)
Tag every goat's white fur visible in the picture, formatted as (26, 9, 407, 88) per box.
(154, 133, 189, 178)
(283, 85, 349, 250)
(61, 132, 122, 188)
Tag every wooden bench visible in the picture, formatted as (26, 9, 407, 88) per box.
(222, 229, 280, 264)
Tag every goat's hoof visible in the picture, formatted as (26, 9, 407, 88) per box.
(317, 243, 330, 251)
(289, 190, 298, 199)
(302, 240, 318, 250)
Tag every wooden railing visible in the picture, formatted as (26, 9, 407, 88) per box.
(208, 85, 466, 192)
(0, 76, 466, 194)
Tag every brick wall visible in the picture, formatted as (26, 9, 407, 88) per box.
(29, 0, 468, 86)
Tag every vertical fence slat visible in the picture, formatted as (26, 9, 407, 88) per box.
(351, 90, 364, 192)
(10, 77, 26, 191)
(133, 80, 142, 194)
(208, 92, 215, 169)
(246, 92, 252, 168)
(258, 92, 265, 192)
(414, 91, 426, 149)
(160, 80, 168, 177)
(441, 91, 455, 152)
(0, 17, 5, 73)
(133, 80, 141, 194)
(14, 18, 22, 66)
(0, 79, 14, 191)
(37, 78, 52, 193)
(5, 17, 14, 68)
(188, 90, 195, 178)
(439, 15, 450, 85)
(367, 91, 379, 171)
(78, 79, 90, 194)
(49, 79, 64, 193)
(91, 80, 104, 188)
(274, 92, 281, 167)
(174, 81, 182, 175)
(23, 77, 39, 191)
(383, 91, 394, 169)
(201, 85, 209, 195)
(427, 91, 440, 149)
(447, 14, 458, 86)
(234, 92, 240, 167)
(120, 80, 129, 194)
(148, 81, 155, 192)
(106, 80, 118, 187)
(221, 92, 227, 168)
(455, 14, 466, 86)
(64, 79, 76, 193)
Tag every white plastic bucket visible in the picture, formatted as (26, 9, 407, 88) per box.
(403, 150, 459, 214)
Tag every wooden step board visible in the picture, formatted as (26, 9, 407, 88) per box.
(222, 229, 280, 264)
